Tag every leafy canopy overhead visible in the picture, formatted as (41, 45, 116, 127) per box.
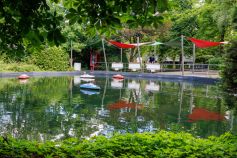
(64, 0, 168, 30)
(0, 0, 66, 56)
(0, 0, 168, 54)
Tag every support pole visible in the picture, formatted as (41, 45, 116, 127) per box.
(102, 38, 108, 71)
(154, 44, 156, 54)
(137, 37, 142, 71)
(120, 48, 122, 63)
(192, 43, 196, 74)
(178, 83, 184, 123)
(101, 77, 108, 109)
(181, 35, 184, 76)
(70, 40, 73, 67)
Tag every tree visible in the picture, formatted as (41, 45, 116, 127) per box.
(63, 0, 169, 62)
(64, 0, 168, 30)
(164, 0, 236, 64)
(0, 0, 170, 63)
(210, 0, 236, 54)
(222, 6, 237, 93)
(0, 0, 65, 60)
(161, 0, 198, 64)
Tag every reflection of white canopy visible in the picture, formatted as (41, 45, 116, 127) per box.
(81, 78, 95, 82)
(128, 80, 140, 90)
(74, 76, 81, 85)
(111, 79, 123, 89)
(145, 82, 160, 92)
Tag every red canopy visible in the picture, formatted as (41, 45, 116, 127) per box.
(188, 108, 225, 122)
(188, 37, 225, 48)
(108, 40, 136, 49)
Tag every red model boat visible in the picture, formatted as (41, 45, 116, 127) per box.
(18, 74, 30, 79)
(112, 74, 124, 79)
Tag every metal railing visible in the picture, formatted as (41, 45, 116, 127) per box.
(87, 62, 221, 74)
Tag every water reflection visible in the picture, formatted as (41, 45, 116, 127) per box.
(111, 79, 123, 89)
(73, 76, 81, 85)
(188, 108, 225, 122)
(0, 76, 236, 141)
(145, 81, 160, 92)
(127, 80, 140, 90)
(80, 90, 100, 95)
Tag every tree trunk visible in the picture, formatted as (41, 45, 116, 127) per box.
(172, 60, 176, 69)
(219, 26, 225, 56)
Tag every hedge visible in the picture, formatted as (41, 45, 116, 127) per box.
(0, 61, 41, 72)
(0, 131, 236, 158)
(30, 46, 69, 71)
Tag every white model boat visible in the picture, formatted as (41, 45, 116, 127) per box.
(81, 78, 95, 82)
(80, 74, 95, 78)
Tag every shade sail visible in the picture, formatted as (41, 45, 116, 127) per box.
(108, 40, 153, 48)
(108, 40, 136, 49)
(150, 41, 164, 46)
(188, 108, 225, 122)
(131, 42, 154, 46)
(188, 37, 225, 48)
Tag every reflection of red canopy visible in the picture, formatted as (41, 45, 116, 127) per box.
(108, 100, 144, 110)
(108, 40, 136, 49)
(188, 108, 225, 122)
(188, 37, 225, 48)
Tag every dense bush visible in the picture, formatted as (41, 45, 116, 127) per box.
(30, 46, 69, 71)
(222, 41, 237, 92)
(208, 57, 223, 70)
(0, 131, 236, 157)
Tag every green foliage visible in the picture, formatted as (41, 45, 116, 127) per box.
(0, 61, 41, 72)
(233, 6, 237, 31)
(30, 46, 69, 71)
(208, 57, 222, 65)
(222, 41, 237, 93)
(222, 3, 237, 93)
(208, 57, 223, 70)
(61, 23, 86, 53)
(64, 0, 168, 30)
(0, 132, 236, 157)
(0, 0, 65, 58)
(0, 0, 236, 68)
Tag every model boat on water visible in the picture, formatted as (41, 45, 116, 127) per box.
(80, 73, 95, 78)
(112, 74, 124, 80)
(80, 83, 100, 90)
(18, 74, 30, 79)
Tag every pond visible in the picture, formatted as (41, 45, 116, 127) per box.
(0, 76, 236, 141)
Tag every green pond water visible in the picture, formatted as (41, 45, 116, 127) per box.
(0, 76, 236, 141)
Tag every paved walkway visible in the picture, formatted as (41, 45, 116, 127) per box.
(157, 71, 220, 79)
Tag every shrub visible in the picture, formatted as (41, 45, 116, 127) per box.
(30, 46, 69, 71)
(222, 41, 237, 93)
(0, 132, 236, 157)
(0, 62, 41, 72)
(208, 57, 224, 70)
